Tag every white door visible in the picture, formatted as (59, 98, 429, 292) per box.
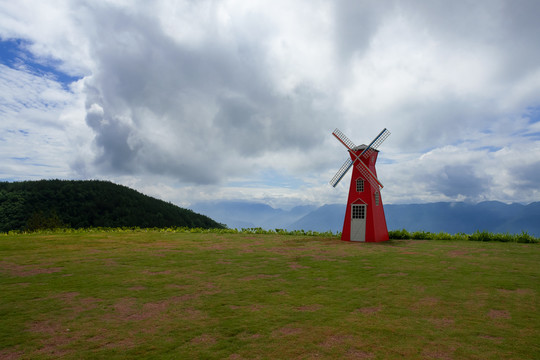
(351, 204, 366, 242)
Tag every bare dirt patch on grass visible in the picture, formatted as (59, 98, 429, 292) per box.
(0, 261, 62, 277)
(288, 261, 309, 269)
(480, 334, 504, 343)
(411, 296, 439, 310)
(422, 349, 454, 360)
(344, 348, 375, 359)
(105, 294, 208, 324)
(240, 274, 281, 281)
(429, 317, 455, 328)
(165, 283, 191, 290)
(182, 308, 209, 321)
(102, 258, 118, 266)
(142, 269, 172, 275)
(488, 309, 511, 319)
(421, 341, 457, 360)
(51, 291, 102, 314)
(446, 247, 487, 259)
(318, 334, 354, 349)
(448, 249, 469, 257)
(190, 333, 217, 345)
(0, 349, 23, 360)
(355, 305, 382, 314)
(309, 254, 339, 261)
(376, 272, 408, 277)
(272, 326, 302, 337)
(296, 304, 323, 312)
(100, 335, 137, 350)
(128, 285, 146, 291)
(497, 288, 534, 296)
(26, 320, 75, 358)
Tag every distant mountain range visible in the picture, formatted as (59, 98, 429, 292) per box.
(385, 202, 540, 236)
(190, 201, 317, 230)
(191, 200, 540, 236)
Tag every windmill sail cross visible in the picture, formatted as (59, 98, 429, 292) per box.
(329, 128, 389, 188)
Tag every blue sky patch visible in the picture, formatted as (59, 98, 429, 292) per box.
(475, 146, 502, 152)
(524, 106, 540, 124)
(0, 38, 81, 88)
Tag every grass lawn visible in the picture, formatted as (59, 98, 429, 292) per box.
(1, 231, 539, 359)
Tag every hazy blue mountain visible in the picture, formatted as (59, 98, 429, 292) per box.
(192, 200, 540, 236)
(300, 201, 540, 236)
(190, 201, 316, 230)
(287, 204, 345, 233)
(384, 201, 540, 235)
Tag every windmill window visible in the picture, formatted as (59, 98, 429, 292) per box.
(375, 191, 380, 206)
(352, 204, 365, 219)
(356, 178, 364, 192)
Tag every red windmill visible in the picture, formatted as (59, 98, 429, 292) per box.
(330, 128, 391, 242)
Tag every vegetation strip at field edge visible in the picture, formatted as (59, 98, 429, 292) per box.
(2, 226, 538, 243)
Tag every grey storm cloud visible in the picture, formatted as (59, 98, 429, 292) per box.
(511, 160, 540, 191)
(399, 0, 540, 85)
(78, 2, 332, 184)
(431, 165, 490, 199)
(333, 0, 389, 60)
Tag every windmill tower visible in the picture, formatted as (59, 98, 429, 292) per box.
(330, 128, 391, 242)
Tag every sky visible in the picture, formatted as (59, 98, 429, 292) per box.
(1, 0, 540, 209)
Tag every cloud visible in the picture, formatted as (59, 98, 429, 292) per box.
(0, 62, 87, 181)
(430, 164, 490, 198)
(72, 1, 336, 185)
(333, 0, 390, 60)
(1, 0, 540, 207)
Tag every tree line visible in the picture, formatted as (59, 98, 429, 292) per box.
(0, 180, 224, 232)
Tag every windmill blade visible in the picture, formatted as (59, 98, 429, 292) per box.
(360, 128, 391, 159)
(332, 128, 356, 151)
(356, 161, 384, 189)
(329, 158, 353, 187)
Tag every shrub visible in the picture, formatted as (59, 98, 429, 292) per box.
(389, 229, 538, 243)
(411, 231, 430, 240)
(515, 231, 536, 243)
(388, 229, 410, 239)
(469, 231, 492, 242)
(433, 232, 453, 240)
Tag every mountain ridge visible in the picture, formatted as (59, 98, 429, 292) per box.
(190, 200, 316, 230)
(191, 200, 540, 236)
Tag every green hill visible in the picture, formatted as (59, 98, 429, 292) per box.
(0, 180, 224, 232)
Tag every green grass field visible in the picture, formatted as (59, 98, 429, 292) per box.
(1, 230, 539, 359)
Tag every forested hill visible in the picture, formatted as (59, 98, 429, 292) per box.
(0, 180, 224, 232)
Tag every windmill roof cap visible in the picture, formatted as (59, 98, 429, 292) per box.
(352, 144, 379, 152)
